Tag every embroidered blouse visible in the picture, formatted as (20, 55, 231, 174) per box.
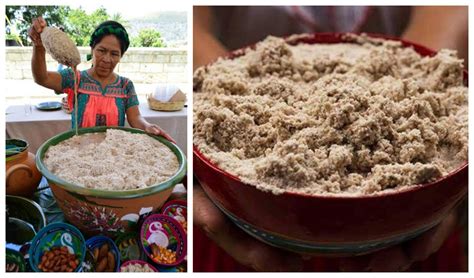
(57, 68, 139, 128)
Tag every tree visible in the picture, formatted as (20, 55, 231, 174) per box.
(5, 5, 130, 47)
(65, 7, 110, 46)
(62, 7, 130, 46)
(110, 13, 130, 30)
(131, 28, 165, 47)
(6, 5, 70, 46)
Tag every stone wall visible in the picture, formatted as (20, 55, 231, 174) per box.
(5, 46, 188, 84)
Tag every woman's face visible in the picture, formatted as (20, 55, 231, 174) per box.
(91, 35, 122, 78)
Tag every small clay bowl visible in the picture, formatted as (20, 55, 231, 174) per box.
(6, 248, 27, 272)
(115, 232, 146, 262)
(160, 199, 187, 233)
(119, 260, 159, 272)
(28, 222, 86, 272)
(139, 214, 186, 267)
(85, 235, 120, 272)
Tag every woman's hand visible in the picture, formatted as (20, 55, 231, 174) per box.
(29, 16, 62, 91)
(145, 124, 176, 143)
(195, 181, 462, 271)
(194, 183, 304, 271)
(338, 210, 459, 271)
(126, 106, 176, 143)
(28, 16, 47, 46)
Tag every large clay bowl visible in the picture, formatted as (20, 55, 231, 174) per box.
(36, 126, 186, 238)
(193, 33, 468, 256)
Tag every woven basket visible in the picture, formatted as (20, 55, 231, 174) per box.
(147, 94, 185, 111)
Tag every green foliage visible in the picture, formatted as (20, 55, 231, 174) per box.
(65, 7, 110, 46)
(5, 5, 129, 47)
(5, 5, 165, 48)
(131, 28, 165, 47)
(110, 13, 131, 30)
(6, 5, 70, 46)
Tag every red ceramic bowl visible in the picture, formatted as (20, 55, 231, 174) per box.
(193, 33, 468, 256)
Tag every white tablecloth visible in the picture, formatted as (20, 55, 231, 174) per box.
(6, 102, 187, 156)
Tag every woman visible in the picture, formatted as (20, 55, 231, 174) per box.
(29, 17, 173, 140)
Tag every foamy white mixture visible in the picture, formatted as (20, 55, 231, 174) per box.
(44, 129, 179, 190)
(194, 35, 468, 196)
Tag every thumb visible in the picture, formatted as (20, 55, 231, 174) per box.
(194, 184, 303, 271)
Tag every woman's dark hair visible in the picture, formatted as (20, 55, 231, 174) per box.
(89, 20, 130, 56)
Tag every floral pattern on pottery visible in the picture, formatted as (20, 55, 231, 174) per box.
(62, 199, 124, 235)
(161, 200, 187, 233)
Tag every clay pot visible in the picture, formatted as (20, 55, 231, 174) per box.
(36, 126, 186, 238)
(6, 139, 42, 197)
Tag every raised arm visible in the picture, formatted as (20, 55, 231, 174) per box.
(28, 16, 63, 92)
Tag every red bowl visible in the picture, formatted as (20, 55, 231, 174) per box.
(193, 33, 468, 256)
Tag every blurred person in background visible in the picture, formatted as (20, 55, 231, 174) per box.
(193, 6, 468, 272)
(194, 6, 467, 69)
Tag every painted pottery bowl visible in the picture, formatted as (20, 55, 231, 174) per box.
(160, 199, 187, 233)
(175, 260, 187, 272)
(6, 248, 27, 272)
(193, 33, 468, 256)
(139, 214, 187, 267)
(85, 235, 120, 272)
(115, 232, 146, 262)
(120, 260, 159, 272)
(36, 126, 186, 237)
(28, 222, 86, 272)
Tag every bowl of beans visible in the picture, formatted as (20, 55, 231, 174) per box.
(28, 222, 86, 272)
(85, 235, 120, 272)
